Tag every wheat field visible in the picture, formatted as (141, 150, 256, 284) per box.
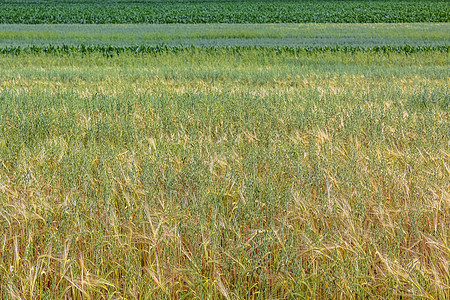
(0, 49, 449, 298)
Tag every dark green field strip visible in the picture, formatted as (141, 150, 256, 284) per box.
(0, 0, 448, 24)
(1, 23, 449, 48)
(1, 44, 448, 57)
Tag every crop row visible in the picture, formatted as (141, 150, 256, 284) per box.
(1, 44, 448, 57)
(1, 0, 449, 24)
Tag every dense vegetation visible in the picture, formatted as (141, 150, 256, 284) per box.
(1, 44, 449, 57)
(1, 0, 449, 298)
(0, 0, 449, 24)
(1, 50, 449, 298)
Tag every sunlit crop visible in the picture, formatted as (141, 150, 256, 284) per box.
(0, 49, 449, 298)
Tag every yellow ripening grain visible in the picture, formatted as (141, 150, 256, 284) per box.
(0, 51, 449, 299)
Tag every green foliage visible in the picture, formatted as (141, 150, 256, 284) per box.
(0, 0, 448, 24)
(1, 44, 448, 57)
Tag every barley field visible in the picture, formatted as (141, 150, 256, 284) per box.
(0, 49, 449, 298)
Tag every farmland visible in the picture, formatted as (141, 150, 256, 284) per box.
(1, 49, 449, 299)
(0, 0, 449, 24)
(1, 23, 449, 48)
(1, 0, 450, 298)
